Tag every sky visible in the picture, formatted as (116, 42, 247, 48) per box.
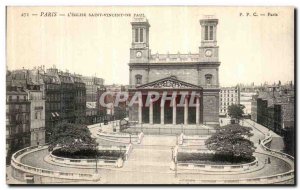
(6, 6, 294, 86)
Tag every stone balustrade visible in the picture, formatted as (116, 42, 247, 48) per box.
(175, 158, 258, 172)
(48, 144, 135, 168)
(49, 152, 124, 168)
(97, 132, 144, 144)
(11, 145, 101, 182)
(261, 134, 295, 162)
(177, 148, 214, 154)
(174, 132, 294, 184)
(182, 134, 210, 140)
(179, 170, 294, 184)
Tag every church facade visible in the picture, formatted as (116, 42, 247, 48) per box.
(128, 16, 220, 126)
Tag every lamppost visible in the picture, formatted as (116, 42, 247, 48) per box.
(95, 154, 98, 173)
(95, 143, 99, 173)
(181, 123, 183, 134)
(141, 122, 143, 132)
(175, 159, 177, 178)
(129, 134, 132, 144)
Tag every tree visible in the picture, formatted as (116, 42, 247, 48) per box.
(205, 124, 256, 159)
(228, 104, 245, 122)
(48, 122, 97, 153)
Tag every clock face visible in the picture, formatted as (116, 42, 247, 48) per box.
(136, 51, 142, 58)
(205, 49, 212, 57)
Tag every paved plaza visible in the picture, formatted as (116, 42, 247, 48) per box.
(7, 119, 294, 184)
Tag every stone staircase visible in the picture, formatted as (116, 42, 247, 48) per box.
(121, 136, 176, 173)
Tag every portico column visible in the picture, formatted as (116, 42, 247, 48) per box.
(172, 98, 176, 125)
(149, 100, 153, 124)
(196, 97, 200, 125)
(184, 97, 188, 125)
(138, 94, 142, 124)
(161, 97, 164, 124)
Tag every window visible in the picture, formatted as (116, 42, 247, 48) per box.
(140, 28, 143, 42)
(8, 96, 12, 102)
(205, 74, 212, 85)
(205, 26, 209, 40)
(209, 26, 214, 40)
(135, 28, 139, 42)
(204, 25, 214, 40)
(35, 112, 39, 119)
(135, 74, 142, 85)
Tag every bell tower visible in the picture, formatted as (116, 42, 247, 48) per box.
(130, 16, 151, 63)
(199, 16, 219, 62)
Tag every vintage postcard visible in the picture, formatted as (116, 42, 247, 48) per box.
(6, 6, 295, 185)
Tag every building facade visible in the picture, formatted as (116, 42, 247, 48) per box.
(42, 67, 62, 142)
(6, 69, 46, 153)
(251, 83, 294, 134)
(238, 84, 258, 116)
(81, 76, 105, 124)
(128, 16, 220, 126)
(58, 71, 76, 123)
(240, 92, 257, 115)
(219, 87, 240, 116)
(26, 69, 46, 146)
(6, 86, 31, 163)
(107, 85, 127, 120)
(251, 94, 258, 122)
(6, 66, 90, 143)
(73, 74, 86, 124)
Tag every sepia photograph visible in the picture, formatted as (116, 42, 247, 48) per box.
(5, 6, 295, 185)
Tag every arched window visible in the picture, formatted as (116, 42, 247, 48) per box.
(135, 74, 142, 85)
(205, 74, 212, 85)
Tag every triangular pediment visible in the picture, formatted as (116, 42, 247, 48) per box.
(136, 76, 202, 89)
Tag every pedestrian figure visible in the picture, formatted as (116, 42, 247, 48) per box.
(268, 157, 271, 164)
(258, 139, 261, 144)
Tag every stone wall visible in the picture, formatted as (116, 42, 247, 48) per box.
(148, 67, 198, 85)
(198, 68, 218, 86)
(129, 65, 219, 87)
(130, 68, 149, 85)
(203, 91, 219, 125)
(282, 102, 294, 129)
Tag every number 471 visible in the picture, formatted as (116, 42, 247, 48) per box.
(21, 13, 29, 17)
